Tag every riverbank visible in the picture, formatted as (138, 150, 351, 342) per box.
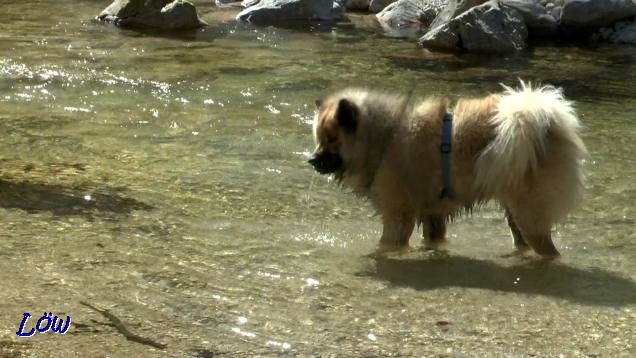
(98, 0, 636, 53)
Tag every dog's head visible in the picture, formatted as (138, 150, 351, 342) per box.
(309, 96, 359, 180)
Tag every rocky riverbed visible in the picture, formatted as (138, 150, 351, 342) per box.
(98, 0, 636, 52)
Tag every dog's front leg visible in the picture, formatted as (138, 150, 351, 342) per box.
(379, 207, 415, 249)
(422, 215, 447, 250)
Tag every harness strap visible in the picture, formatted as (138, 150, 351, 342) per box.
(440, 113, 454, 199)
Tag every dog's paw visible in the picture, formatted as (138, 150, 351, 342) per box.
(500, 247, 531, 258)
(366, 244, 414, 260)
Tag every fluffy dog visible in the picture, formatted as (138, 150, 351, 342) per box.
(309, 82, 587, 257)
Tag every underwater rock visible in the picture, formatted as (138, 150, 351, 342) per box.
(97, 0, 206, 30)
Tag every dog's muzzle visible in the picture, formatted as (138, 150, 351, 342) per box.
(308, 151, 343, 175)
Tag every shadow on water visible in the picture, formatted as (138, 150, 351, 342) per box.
(0, 179, 152, 219)
(363, 255, 636, 307)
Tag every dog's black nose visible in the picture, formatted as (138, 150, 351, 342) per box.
(308, 156, 319, 168)
(308, 152, 342, 174)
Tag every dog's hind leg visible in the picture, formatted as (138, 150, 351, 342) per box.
(422, 215, 447, 250)
(505, 208, 529, 252)
(505, 205, 560, 258)
(522, 232, 560, 258)
(499, 208, 531, 257)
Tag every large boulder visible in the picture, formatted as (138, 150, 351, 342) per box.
(501, 0, 557, 36)
(236, 0, 345, 23)
(419, 0, 527, 53)
(98, 0, 206, 30)
(560, 0, 636, 33)
(376, 0, 446, 36)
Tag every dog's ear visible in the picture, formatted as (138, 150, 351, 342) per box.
(315, 99, 323, 109)
(336, 98, 358, 133)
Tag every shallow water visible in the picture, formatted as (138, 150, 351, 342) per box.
(1, 1, 635, 357)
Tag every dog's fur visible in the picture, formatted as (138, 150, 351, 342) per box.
(309, 82, 587, 257)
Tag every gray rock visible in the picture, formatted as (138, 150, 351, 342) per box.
(550, 4, 562, 21)
(369, 0, 397, 13)
(345, 0, 370, 10)
(502, 0, 557, 36)
(376, 0, 446, 36)
(561, 0, 636, 32)
(600, 21, 636, 44)
(241, 0, 261, 7)
(236, 0, 345, 23)
(428, 0, 488, 29)
(419, 0, 528, 53)
(98, 0, 206, 30)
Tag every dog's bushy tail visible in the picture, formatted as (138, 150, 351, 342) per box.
(475, 81, 587, 213)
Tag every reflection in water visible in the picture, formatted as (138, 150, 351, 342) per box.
(0, 178, 152, 218)
(369, 255, 636, 307)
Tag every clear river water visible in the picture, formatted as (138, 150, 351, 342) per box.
(1, 1, 635, 357)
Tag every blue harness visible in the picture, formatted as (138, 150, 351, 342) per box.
(440, 113, 454, 199)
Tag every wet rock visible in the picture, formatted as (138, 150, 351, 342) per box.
(369, 0, 397, 13)
(376, 0, 446, 36)
(419, 0, 527, 53)
(501, 0, 557, 36)
(560, 0, 636, 33)
(345, 0, 371, 11)
(236, 0, 346, 24)
(98, 0, 206, 30)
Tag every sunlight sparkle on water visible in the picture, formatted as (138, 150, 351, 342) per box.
(231, 327, 256, 338)
(265, 104, 280, 114)
(266, 341, 291, 350)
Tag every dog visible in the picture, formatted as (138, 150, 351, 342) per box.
(308, 81, 587, 257)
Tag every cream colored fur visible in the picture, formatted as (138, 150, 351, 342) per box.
(475, 82, 586, 217)
(312, 81, 587, 257)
